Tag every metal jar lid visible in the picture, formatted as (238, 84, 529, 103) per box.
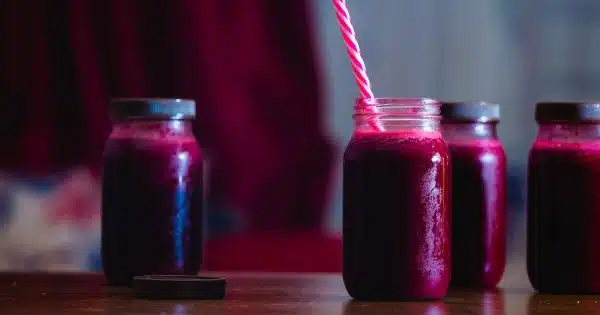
(535, 101, 600, 123)
(133, 275, 226, 300)
(440, 101, 500, 123)
(109, 98, 196, 122)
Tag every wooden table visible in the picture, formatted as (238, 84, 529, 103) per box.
(0, 272, 598, 314)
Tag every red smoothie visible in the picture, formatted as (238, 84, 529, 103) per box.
(527, 140, 600, 293)
(343, 130, 451, 300)
(102, 133, 203, 286)
(448, 140, 506, 288)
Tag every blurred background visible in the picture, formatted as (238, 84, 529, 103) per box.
(1, 0, 599, 287)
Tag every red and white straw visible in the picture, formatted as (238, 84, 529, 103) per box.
(332, 0, 374, 100)
(332, 0, 383, 131)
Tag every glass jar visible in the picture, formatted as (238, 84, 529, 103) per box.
(527, 101, 600, 294)
(440, 101, 506, 289)
(102, 98, 203, 286)
(343, 98, 451, 300)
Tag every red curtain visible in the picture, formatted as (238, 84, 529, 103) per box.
(0, 0, 340, 271)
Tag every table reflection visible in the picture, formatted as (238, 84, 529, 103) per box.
(528, 292, 600, 314)
(344, 300, 447, 315)
(444, 288, 504, 315)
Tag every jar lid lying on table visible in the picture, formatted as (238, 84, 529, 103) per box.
(132, 275, 226, 300)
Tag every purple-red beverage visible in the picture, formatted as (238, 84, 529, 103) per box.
(102, 99, 203, 286)
(440, 101, 506, 288)
(343, 98, 450, 300)
(528, 141, 600, 293)
(527, 101, 600, 294)
(448, 141, 506, 288)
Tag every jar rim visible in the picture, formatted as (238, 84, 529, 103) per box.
(355, 97, 438, 108)
(354, 97, 440, 118)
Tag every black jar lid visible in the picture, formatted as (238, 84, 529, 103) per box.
(440, 101, 500, 123)
(535, 101, 600, 123)
(132, 275, 226, 300)
(109, 98, 196, 122)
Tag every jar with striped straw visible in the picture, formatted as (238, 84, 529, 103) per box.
(333, 0, 451, 300)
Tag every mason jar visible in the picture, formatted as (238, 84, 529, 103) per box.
(441, 101, 506, 289)
(343, 98, 451, 300)
(102, 98, 203, 286)
(528, 101, 600, 294)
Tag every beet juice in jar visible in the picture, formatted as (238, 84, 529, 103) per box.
(528, 101, 600, 294)
(440, 102, 506, 289)
(102, 98, 203, 286)
(343, 98, 451, 300)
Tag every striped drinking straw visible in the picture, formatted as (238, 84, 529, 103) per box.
(332, 0, 383, 131)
